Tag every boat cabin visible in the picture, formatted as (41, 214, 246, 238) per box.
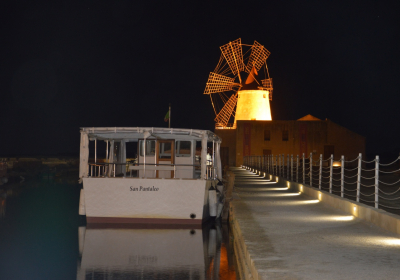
(79, 127, 222, 181)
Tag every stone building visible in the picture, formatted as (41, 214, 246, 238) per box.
(216, 115, 366, 167)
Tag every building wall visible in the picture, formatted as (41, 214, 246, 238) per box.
(214, 129, 236, 167)
(231, 120, 365, 166)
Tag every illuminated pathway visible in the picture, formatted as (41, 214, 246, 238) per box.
(230, 167, 400, 280)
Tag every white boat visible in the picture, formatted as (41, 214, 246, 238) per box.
(79, 127, 224, 225)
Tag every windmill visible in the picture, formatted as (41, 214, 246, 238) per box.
(204, 39, 273, 129)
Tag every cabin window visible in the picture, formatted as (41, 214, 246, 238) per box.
(282, 130, 289, 141)
(264, 130, 270, 141)
(159, 142, 172, 159)
(139, 140, 156, 156)
(176, 141, 191, 157)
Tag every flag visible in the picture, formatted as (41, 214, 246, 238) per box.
(164, 111, 169, 122)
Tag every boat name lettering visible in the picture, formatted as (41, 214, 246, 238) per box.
(130, 186, 159, 191)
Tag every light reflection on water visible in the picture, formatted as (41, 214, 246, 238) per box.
(78, 223, 234, 280)
(0, 175, 236, 280)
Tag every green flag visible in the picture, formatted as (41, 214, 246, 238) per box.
(164, 111, 169, 122)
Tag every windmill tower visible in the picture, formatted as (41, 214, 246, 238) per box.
(204, 39, 273, 129)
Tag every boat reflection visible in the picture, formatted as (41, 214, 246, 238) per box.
(77, 222, 235, 280)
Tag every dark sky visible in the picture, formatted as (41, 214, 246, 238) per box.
(1, 1, 399, 157)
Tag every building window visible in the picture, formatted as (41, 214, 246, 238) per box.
(264, 130, 270, 141)
(282, 130, 289, 141)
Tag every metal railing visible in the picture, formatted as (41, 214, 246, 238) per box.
(88, 162, 218, 180)
(243, 153, 400, 214)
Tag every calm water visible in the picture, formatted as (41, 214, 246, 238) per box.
(0, 174, 236, 280)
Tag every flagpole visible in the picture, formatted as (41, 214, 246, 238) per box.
(168, 103, 171, 128)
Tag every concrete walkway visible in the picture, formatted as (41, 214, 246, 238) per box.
(230, 167, 400, 280)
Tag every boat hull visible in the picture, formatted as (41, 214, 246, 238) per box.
(82, 177, 217, 224)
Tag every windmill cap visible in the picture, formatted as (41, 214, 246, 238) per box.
(241, 66, 262, 90)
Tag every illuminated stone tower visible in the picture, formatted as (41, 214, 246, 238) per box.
(235, 66, 272, 124)
(204, 39, 273, 129)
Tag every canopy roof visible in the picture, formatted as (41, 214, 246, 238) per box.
(80, 127, 222, 142)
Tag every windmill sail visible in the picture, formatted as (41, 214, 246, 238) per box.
(204, 72, 238, 95)
(220, 39, 244, 76)
(245, 41, 271, 73)
(261, 78, 273, 100)
(214, 92, 238, 127)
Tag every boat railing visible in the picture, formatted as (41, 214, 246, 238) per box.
(88, 162, 218, 180)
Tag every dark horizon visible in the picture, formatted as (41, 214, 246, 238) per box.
(1, 1, 400, 158)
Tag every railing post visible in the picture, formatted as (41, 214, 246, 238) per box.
(341, 155, 344, 198)
(310, 153, 313, 187)
(302, 153, 305, 185)
(329, 154, 333, 194)
(263, 155, 265, 172)
(287, 154, 290, 179)
(291, 155, 293, 181)
(319, 154, 322, 190)
(273, 155, 275, 175)
(375, 155, 379, 208)
(296, 155, 299, 183)
(279, 155, 281, 177)
(357, 153, 361, 203)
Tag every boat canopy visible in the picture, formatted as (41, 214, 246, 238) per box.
(80, 127, 221, 142)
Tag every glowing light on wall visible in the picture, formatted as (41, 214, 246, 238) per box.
(302, 199, 319, 204)
(319, 193, 322, 200)
(332, 216, 354, 221)
(382, 239, 400, 246)
(333, 161, 341, 167)
(257, 192, 300, 197)
(300, 185, 303, 192)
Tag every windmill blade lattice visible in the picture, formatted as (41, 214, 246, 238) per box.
(262, 78, 273, 100)
(214, 92, 238, 127)
(220, 39, 244, 76)
(204, 72, 237, 95)
(245, 41, 271, 73)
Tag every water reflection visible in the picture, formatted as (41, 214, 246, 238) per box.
(77, 222, 235, 280)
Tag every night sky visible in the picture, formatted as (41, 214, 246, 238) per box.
(1, 1, 399, 157)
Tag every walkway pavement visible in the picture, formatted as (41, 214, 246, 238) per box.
(230, 167, 400, 279)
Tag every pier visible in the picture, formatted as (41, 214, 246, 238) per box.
(230, 167, 400, 279)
